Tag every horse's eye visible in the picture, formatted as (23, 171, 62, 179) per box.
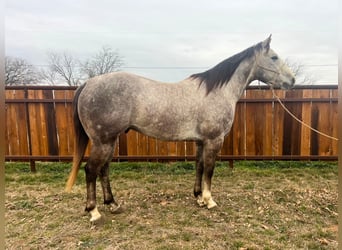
(271, 56, 278, 61)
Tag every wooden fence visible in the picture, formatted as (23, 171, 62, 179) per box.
(5, 85, 338, 165)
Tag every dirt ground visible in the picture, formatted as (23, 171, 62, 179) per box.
(5, 161, 338, 249)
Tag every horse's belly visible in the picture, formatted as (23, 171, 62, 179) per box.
(132, 121, 199, 142)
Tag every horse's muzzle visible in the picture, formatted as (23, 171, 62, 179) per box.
(282, 77, 296, 90)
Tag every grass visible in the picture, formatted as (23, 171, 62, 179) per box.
(5, 160, 338, 249)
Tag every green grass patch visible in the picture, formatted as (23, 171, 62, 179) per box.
(5, 160, 337, 249)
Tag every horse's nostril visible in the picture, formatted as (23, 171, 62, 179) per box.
(291, 77, 295, 85)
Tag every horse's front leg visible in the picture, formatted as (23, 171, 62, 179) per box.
(194, 141, 204, 198)
(197, 137, 223, 209)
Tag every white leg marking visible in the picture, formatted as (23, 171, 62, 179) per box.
(89, 206, 102, 222)
(202, 189, 217, 209)
(197, 194, 206, 207)
(206, 197, 218, 209)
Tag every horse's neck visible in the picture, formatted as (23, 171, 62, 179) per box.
(223, 59, 256, 102)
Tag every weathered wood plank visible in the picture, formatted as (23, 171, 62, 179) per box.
(127, 130, 138, 156)
(311, 90, 332, 156)
(282, 90, 303, 156)
(330, 89, 338, 154)
(245, 89, 273, 156)
(43, 89, 59, 155)
(232, 100, 246, 156)
(300, 89, 312, 155)
(54, 90, 70, 155)
(272, 89, 286, 156)
(27, 90, 43, 156)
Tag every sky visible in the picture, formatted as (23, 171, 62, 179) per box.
(5, 0, 338, 85)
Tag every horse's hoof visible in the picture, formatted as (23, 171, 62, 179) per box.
(197, 196, 206, 207)
(89, 206, 102, 222)
(109, 203, 124, 214)
(207, 199, 217, 209)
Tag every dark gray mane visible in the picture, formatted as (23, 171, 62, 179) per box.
(191, 42, 263, 93)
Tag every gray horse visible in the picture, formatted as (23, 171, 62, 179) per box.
(66, 35, 295, 222)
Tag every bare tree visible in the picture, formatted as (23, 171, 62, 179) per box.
(5, 57, 40, 85)
(40, 47, 123, 85)
(37, 67, 57, 85)
(285, 59, 316, 85)
(82, 46, 123, 78)
(43, 52, 81, 86)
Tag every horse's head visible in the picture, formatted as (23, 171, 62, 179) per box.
(254, 35, 295, 89)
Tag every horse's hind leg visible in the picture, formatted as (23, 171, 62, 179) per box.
(85, 142, 115, 222)
(99, 161, 122, 214)
(99, 162, 116, 206)
(98, 138, 117, 206)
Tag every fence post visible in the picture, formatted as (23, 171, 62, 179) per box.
(229, 160, 234, 169)
(30, 160, 36, 173)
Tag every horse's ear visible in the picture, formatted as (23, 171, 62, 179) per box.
(261, 34, 272, 52)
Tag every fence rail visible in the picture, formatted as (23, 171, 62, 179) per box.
(5, 85, 338, 166)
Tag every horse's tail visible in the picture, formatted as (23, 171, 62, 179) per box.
(65, 83, 89, 192)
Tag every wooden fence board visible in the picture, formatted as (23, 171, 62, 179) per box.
(118, 134, 128, 156)
(6, 90, 21, 155)
(54, 90, 72, 156)
(156, 140, 169, 156)
(126, 131, 138, 155)
(137, 133, 149, 155)
(168, 142, 177, 156)
(220, 132, 233, 156)
(300, 89, 313, 155)
(245, 99, 257, 156)
(6, 90, 30, 155)
(16, 101, 29, 155)
(331, 89, 338, 155)
(147, 137, 157, 156)
(185, 141, 195, 157)
(245, 89, 274, 156)
(233, 101, 246, 156)
(27, 90, 43, 155)
(311, 90, 333, 156)
(5, 90, 14, 155)
(263, 90, 274, 156)
(282, 90, 303, 156)
(272, 89, 286, 155)
(43, 89, 59, 155)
